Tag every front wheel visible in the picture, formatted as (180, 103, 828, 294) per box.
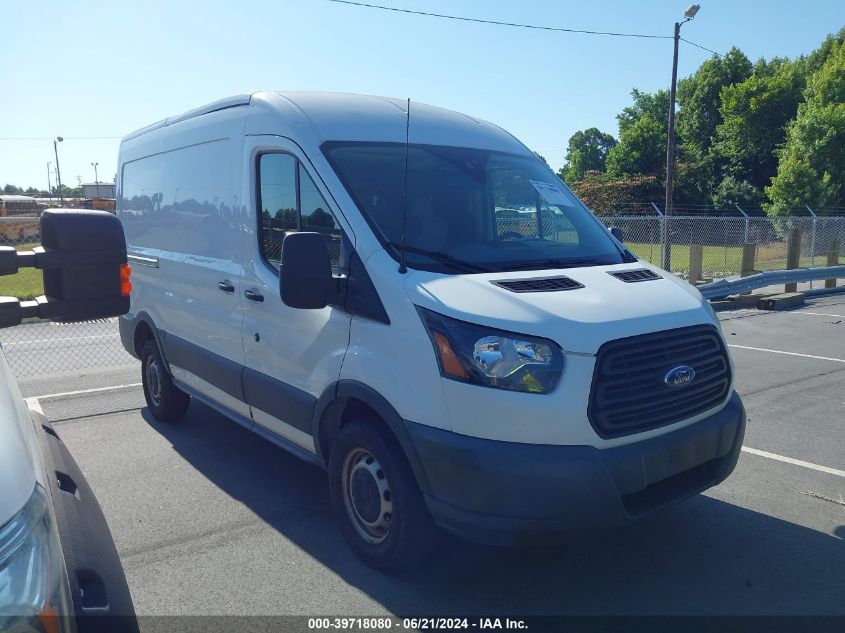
(141, 339, 190, 422)
(329, 420, 439, 570)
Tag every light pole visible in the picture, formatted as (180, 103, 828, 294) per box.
(47, 162, 52, 198)
(663, 3, 700, 271)
(53, 137, 64, 205)
(91, 162, 100, 198)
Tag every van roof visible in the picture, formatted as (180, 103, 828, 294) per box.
(122, 94, 252, 141)
(122, 91, 529, 155)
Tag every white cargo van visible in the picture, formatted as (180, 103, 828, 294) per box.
(117, 92, 745, 569)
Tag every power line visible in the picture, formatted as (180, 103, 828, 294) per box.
(680, 37, 723, 57)
(325, 0, 672, 39)
(0, 136, 121, 141)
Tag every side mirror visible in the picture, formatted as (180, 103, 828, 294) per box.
(610, 226, 624, 243)
(0, 209, 130, 327)
(279, 232, 332, 309)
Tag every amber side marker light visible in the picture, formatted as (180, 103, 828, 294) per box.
(432, 331, 468, 379)
(120, 263, 132, 296)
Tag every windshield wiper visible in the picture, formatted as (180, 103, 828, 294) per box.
(500, 257, 607, 271)
(385, 242, 494, 273)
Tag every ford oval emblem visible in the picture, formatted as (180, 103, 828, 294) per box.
(664, 365, 696, 388)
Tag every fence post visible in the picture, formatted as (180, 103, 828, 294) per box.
(650, 202, 665, 270)
(735, 204, 750, 244)
(785, 228, 802, 293)
(689, 244, 704, 283)
(826, 239, 841, 289)
(741, 243, 756, 277)
(806, 206, 818, 290)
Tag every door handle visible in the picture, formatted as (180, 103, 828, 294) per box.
(218, 280, 235, 293)
(244, 289, 264, 302)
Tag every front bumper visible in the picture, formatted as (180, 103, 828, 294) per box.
(405, 391, 745, 545)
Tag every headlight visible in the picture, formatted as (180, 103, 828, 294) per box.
(0, 485, 72, 633)
(417, 307, 564, 393)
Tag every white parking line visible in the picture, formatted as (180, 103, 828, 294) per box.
(728, 344, 845, 364)
(787, 311, 845, 319)
(742, 447, 845, 478)
(24, 397, 43, 415)
(33, 383, 142, 400)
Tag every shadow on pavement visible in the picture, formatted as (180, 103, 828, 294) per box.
(142, 402, 844, 616)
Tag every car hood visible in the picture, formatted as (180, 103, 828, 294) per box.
(406, 262, 717, 354)
(0, 350, 41, 527)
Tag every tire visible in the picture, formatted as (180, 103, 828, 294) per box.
(329, 419, 439, 570)
(140, 339, 190, 422)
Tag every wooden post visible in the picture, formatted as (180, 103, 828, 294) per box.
(826, 239, 840, 289)
(741, 243, 756, 277)
(689, 244, 703, 283)
(785, 228, 801, 293)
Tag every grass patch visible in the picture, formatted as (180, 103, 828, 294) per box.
(0, 267, 43, 300)
(627, 242, 820, 277)
(0, 242, 43, 300)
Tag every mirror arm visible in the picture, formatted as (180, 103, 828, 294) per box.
(0, 247, 124, 276)
(327, 274, 347, 309)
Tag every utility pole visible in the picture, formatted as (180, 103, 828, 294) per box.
(663, 4, 700, 271)
(53, 137, 64, 204)
(91, 162, 100, 198)
(47, 162, 52, 198)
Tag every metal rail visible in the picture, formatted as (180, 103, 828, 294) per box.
(698, 265, 845, 299)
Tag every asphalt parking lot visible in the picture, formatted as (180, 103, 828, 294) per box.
(18, 296, 845, 619)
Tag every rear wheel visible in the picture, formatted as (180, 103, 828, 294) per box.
(141, 339, 189, 422)
(329, 419, 439, 570)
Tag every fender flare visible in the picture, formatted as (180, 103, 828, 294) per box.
(121, 311, 170, 370)
(312, 380, 431, 493)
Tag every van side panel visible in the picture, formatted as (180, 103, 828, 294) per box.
(117, 109, 248, 399)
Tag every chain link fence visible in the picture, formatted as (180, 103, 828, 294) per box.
(1, 207, 844, 379)
(599, 205, 845, 281)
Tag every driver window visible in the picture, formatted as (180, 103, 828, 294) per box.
(258, 154, 297, 266)
(258, 154, 343, 271)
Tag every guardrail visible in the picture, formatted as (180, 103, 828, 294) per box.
(698, 265, 845, 299)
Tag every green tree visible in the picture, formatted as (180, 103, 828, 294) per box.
(605, 89, 669, 178)
(676, 47, 752, 161)
(712, 176, 765, 208)
(714, 57, 806, 192)
(606, 115, 665, 178)
(766, 36, 845, 215)
(617, 88, 670, 135)
(559, 128, 617, 184)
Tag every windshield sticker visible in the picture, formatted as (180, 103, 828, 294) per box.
(529, 180, 570, 206)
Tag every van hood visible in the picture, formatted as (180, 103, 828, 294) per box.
(406, 263, 717, 355)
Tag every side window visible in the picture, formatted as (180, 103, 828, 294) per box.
(299, 164, 342, 269)
(257, 154, 342, 270)
(259, 154, 297, 266)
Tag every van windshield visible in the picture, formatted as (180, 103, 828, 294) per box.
(323, 141, 630, 274)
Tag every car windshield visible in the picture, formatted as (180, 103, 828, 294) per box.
(323, 141, 629, 273)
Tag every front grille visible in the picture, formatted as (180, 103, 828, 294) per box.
(492, 276, 583, 293)
(610, 269, 662, 283)
(588, 325, 731, 438)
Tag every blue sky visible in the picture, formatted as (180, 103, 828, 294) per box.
(2, 0, 843, 189)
